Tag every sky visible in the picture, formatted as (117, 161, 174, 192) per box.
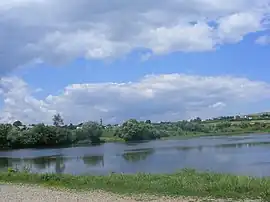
(0, 0, 270, 125)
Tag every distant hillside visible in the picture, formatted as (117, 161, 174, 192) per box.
(203, 111, 270, 123)
(247, 112, 270, 116)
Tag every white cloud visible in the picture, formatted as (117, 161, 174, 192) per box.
(1, 74, 270, 124)
(209, 102, 227, 109)
(255, 35, 270, 45)
(218, 12, 264, 43)
(0, 0, 270, 73)
(0, 77, 56, 123)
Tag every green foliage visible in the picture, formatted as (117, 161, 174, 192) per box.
(7, 167, 17, 173)
(115, 119, 161, 141)
(145, 120, 151, 124)
(6, 126, 23, 147)
(0, 123, 73, 149)
(1, 169, 270, 201)
(13, 120, 23, 127)
(73, 121, 103, 144)
(52, 113, 64, 127)
(0, 123, 12, 147)
(1, 115, 270, 149)
(0, 121, 104, 149)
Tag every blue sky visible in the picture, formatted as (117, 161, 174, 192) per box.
(1, 0, 270, 124)
(12, 31, 270, 96)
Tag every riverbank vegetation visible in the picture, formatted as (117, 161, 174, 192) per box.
(0, 169, 269, 201)
(1, 112, 270, 149)
(0, 119, 103, 149)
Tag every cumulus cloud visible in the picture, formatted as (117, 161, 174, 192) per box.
(255, 35, 270, 45)
(0, 77, 56, 123)
(0, 0, 270, 74)
(1, 74, 270, 124)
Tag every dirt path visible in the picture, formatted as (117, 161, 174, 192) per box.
(0, 184, 260, 202)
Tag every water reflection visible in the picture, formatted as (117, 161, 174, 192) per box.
(122, 149, 154, 163)
(0, 156, 66, 173)
(176, 141, 270, 151)
(32, 157, 52, 169)
(1, 134, 270, 176)
(83, 156, 104, 166)
(0, 157, 11, 168)
(215, 141, 270, 149)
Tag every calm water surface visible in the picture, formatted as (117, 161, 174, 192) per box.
(1, 134, 270, 177)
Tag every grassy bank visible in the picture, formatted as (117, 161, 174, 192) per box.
(102, 129, 270, 143)
(0, 169, 270, 201)
(161, 130, 270, 140)
(101, 131, 269, 143)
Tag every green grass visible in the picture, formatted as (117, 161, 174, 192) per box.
(204, 119, 270, 125)
(161, 130, 270, 141)
(103, 131, 270, 143)
(1, 169, 270, 201)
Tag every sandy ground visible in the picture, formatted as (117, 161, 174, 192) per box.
(0, 184, 260, 202)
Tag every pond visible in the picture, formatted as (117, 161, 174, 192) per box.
(1, 133, 270, 177)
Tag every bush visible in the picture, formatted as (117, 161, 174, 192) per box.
(73, 121, 102, 144)
(115, 119, 161, 142)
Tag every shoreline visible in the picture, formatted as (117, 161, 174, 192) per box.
(162, 130, 270, 139)
(0, 169, 269, 201)
(0, 131, 268, 151)
(103, 130, 270, 143)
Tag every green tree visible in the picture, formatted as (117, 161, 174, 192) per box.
(240, 122, 249, 129)
(116, 119, 160, 142)
(100, 118, 103, 126)
(52, 113, 64, 127)
(6, 127, 22, 148)
(13, 120, 23, 127)
(24, 124, 71, 147)
(145, 120, 151, 124)
(67, 123, 76, 130)
(75, 121, 103, 143)
(0, 124, 12, 148)
(54, 127, 72, 145)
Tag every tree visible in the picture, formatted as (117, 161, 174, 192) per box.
(74, 121, 103, 143)
(53, 113, 64, 127)
(100, 118, 103, 126)
(240, 121, 249, 129)
(13, 120, 23, 127)
(115, 119, 160, 142)
(28, 124, 72, 146)
(6, 127, 22, 148)
(145, 120, 151, 124)
(67, 123, 76, 130)
(0, 124, 12, 148)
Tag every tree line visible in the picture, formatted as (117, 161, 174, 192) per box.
(1, 114, 270, 149)
(0, 114, 103, 149)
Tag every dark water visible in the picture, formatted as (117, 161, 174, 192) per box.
(1, 134, 270, 177)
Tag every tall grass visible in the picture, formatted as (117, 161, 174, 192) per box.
(1, 169, 270, 201)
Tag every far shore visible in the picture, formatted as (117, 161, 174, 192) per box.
(0, 131, 268, 151)
(101, 130, 270, 143)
